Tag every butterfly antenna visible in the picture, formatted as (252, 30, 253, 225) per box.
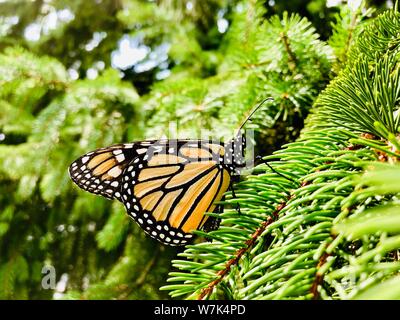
(236, 97, 274, 136)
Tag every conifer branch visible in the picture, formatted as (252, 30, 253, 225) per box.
(3, 0, 400, 301)
(117, 247, 160, 300)
(197, 196, 293, 300)
(135, 247, 160, 287)
(280, 32, 297, 72)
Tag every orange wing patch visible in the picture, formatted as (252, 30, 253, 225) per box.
(87, 152, 113, 169)
(134, 177, 170, 198)
(180, 147, 212, 159)
(92, 159, 117, 176)
(138, 166, 180, 182)
(131, 159, 229, 234)
(166, 161, 216, 189)
(181, 172, 221, 232)
(182, 169, 230, 232)
(152, 189, 182, 222)
(148, 154, 186, 166)
(168, 168, 218, 230)
(140, 191, 163, 211)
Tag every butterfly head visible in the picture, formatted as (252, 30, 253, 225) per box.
(226, 98, 272, 174)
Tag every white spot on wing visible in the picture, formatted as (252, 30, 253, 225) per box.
(111, 181, 119, 187)
(137, 148, 147, 154)
(108, 166, 122, 177)
(81, 156, 90, 164)
(116, 154, 125, 162)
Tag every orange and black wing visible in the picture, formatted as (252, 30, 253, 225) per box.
(69, 140, 232, 246)
(119, 141, 231, 246)
(68, 142, 154, 201)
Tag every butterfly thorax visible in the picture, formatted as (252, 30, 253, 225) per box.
(224, 133, 246, 175)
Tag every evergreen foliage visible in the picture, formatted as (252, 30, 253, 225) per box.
(0, 0, 399, 301)
(162, 4, 400, 300)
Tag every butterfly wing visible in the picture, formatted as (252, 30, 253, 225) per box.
(68, 142, 154, 200)
(119, 140, 231, 246)
(69, 140, 232, 246)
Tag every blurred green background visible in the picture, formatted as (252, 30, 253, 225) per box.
(0, 0, 392, 299)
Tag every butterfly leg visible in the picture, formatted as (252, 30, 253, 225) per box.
(230, 183, 241, 215)
(202, 199, 223, 242)
(203, 212, 221, 234)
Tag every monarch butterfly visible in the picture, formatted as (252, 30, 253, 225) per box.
(69, 99, 271, 246)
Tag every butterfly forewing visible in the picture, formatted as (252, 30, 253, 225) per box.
(68, 143, 153, 200)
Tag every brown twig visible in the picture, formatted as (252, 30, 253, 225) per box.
(310, 252, 330, 300)
(197, 198, 291, 300)
(280, 32, 297, 73)
(117, 246, 160, 299)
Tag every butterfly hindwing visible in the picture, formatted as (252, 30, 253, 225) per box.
(118, 140, 231, 246)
